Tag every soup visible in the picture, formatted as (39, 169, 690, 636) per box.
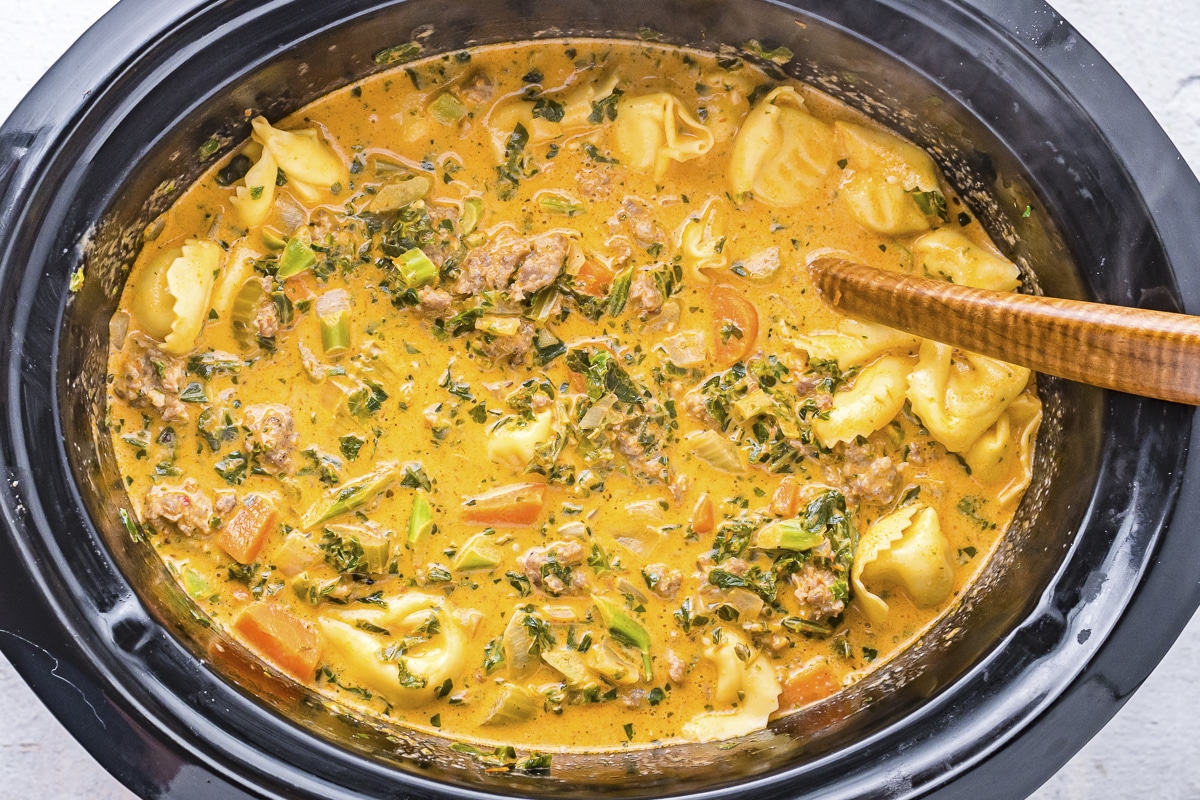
(104, 38, 1040, 753)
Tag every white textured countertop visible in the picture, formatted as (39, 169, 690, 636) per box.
(2, 1, 1199, 798)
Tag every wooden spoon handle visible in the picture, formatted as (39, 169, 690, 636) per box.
(807, 256, 1200, 405)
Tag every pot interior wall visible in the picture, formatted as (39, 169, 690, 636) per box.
(47, 0, 1184, 796)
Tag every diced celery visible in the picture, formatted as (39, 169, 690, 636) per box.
(406, 491, 434, 549)
(261, 226, 287, 251)
(481, 683, 540, 725)
(537, 193, 584, 217)
(366, 175, 432, 213)
(452, 533, 502, 571)
(182, 569, 211, 599)
(315, 289, 353, 357)
(752, 519, 825, 551)
(320, 311, 351, 356)
(459, 197, 483, 235)
(278, 235, 317, 277)
(230, 277, 267, 349)
(733, 389, 775, 421)
(592, 594, 653, 681)
(429, 92, 467, 125)
(394, 247, 438, 288)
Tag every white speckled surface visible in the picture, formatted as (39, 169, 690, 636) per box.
(1, 1, 1199, 797)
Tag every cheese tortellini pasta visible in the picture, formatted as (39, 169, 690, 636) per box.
(852, 505, 955, 625)
(318, 593, 468, 706)
(681, 629, 782, 742)
(913, 228, 1022, 291)
(729, 86, 835, 206)
(129, 239, 222, 355)
(613, 93, 714, 180)
(811, 355, 913, 448)
(228, 142, 278, 229)
(907, 340, 1031, 454)
(696, 69, 755, 144)
(249, 116, 347, 204)
(835, 121, 941, 235)
(487, 408, 558, 471)
(965, 393, 1043, 503)
(678, 199, 730, 280)
(791, 316, 920, 372)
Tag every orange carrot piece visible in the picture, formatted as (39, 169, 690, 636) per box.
(691, 493, 715, 534)
(778, 664, 840, 713)
(232, 603, 322, 680)
(710, 285, 759, 366)
(462, 482, 547, 526)
(770, 477, 801, 518)
(574, 259, 615, 297)
(217, 499, 278, 564)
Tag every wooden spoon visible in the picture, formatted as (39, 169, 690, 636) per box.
(807, 256, 1200, 405)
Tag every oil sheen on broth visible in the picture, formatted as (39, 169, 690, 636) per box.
(105, 39, 1041, 751)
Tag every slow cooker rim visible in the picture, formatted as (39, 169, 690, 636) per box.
(1, 0, 1198, 798)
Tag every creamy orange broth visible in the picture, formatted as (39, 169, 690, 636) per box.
(105, 39, 1040, 753)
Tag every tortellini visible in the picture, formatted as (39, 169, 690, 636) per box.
(835, 121, 941, 235)
(129, 239, 222, 355)
(487, 408, 557, 471)
(791, 317, 920, 372)
(906, 340, 1031, 454)
(811, 355, 913, 448)
(913, 228, 1022, 291)
(318, 593, 467, 706)
(486, 74, 621, 160)
(613, 93, 714, 180)
(965, 393, 1042, 504)
(681, 629, 781, 742)
(678, 199, 729, 280)
(547, 72, 620, 132)
(250, 116, 347, 204)
(852, 505, 955, 625)
(696, 69, 755, 144)
(728, 86, 835, 206)
(228, 142, 278, 228)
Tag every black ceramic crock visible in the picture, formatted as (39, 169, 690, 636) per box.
(2, 0, 1199, 798)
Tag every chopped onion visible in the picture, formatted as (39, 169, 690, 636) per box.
(616, 578, 648, 605)
(688, 430, 744, 473)
(578, 393, 618, 430)
(623, 500, 665, 522)
(557, 521, 589, 538)
(659, 330, 707, 367)
(502, 612, 537, 675)
(718, 587, 765, 620)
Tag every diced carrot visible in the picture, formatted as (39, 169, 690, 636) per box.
(283, 270, 317, 304)
(232, 603, 322, 680)
(691, 493, 715, 534)
(574, 259, 615, 297)
(216, 498, 278, 564)
(777, 663, 841, 713)
(462, 482, 547, 526)
(770, 477, 801, 518)
(710, 285, 759, 366)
